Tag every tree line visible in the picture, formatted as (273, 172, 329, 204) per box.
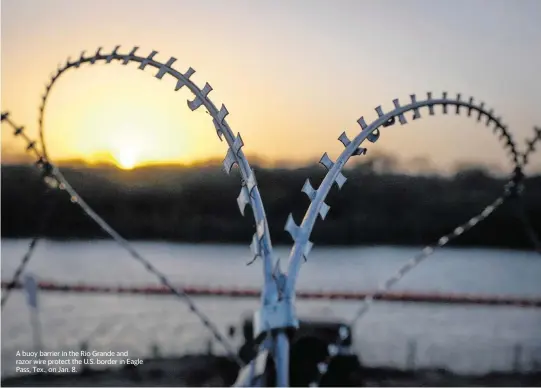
(2, 160, 540, 249)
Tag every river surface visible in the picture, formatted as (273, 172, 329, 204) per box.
(2, 239, 541, 377)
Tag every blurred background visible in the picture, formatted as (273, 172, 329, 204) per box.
(2, 0, 541, 386)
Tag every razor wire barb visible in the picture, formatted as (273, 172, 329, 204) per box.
(283, 93, 521, 296)
(20, 44, 306, 369)
(37, 46, 280, 305)
(0, 112, 60, 310)
(2, 45, 540, 387)
(289, 97, 541, 386)
(1, 112, 244, 367)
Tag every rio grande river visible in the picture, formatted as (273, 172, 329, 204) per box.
(2, 239, 541, 377)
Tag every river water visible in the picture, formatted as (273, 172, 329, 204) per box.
(2, 239, 541, 377)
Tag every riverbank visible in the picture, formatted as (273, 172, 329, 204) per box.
(3, 164, 540, 249)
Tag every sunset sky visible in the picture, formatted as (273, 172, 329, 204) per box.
(1, 0, 540, 173)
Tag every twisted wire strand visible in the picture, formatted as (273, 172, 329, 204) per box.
(302, 98, 539, 386)
(37, 46, 279, 304)
(0, 111, 60, 309)
(5, 45, 539, 385)
(0, 236, 40, 308)
(309, 194, 511, 386)
(0, 191, 55, 309)
(1, 112, 244, 367)
(1, 113, 58, 309)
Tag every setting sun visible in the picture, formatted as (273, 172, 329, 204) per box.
(115, 148, 138, 170)
(26, 64, 228, 168)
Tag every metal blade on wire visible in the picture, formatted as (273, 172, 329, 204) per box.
(1, 113, 244, 367)
(289, 93, 532, 387)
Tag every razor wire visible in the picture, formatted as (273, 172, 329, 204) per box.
(283, 94, 521, 296)
(290, 98, 541, 386)
(2, 44, 292, 369)
(1, 112, 244, 367)
(0, 113, 60, 309)
(309, 129, 540, 388)
(37, 46, 280, 305)
(2, 46, 540, 386)
(233, 94, 540, 386)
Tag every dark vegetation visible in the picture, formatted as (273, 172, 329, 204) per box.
(1, 159, 540, 249)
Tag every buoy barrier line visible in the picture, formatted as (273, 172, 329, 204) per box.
(0, 112, 244, 368)
(298, 99, 539, 386)
(36, 47, 279, 306)
(1, 280, 540, 307)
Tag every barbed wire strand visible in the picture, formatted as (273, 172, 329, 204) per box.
(3, 50, 539, 385)
(0, 190, 55, 309)
(32, 50, 531, 386)
(0, 112, 244, 367)
(301, 95, 539, 386)
(310, 194, 511, 386)
(1, 113, 59, 309)
(34, 46, 291, 375)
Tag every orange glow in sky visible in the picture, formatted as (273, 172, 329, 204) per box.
(36, 64, 226, 168)
(2, 0, 540, 174)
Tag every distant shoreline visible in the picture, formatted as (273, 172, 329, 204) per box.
(2, 163, 540, 250)
(1, 236, 538, 253)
